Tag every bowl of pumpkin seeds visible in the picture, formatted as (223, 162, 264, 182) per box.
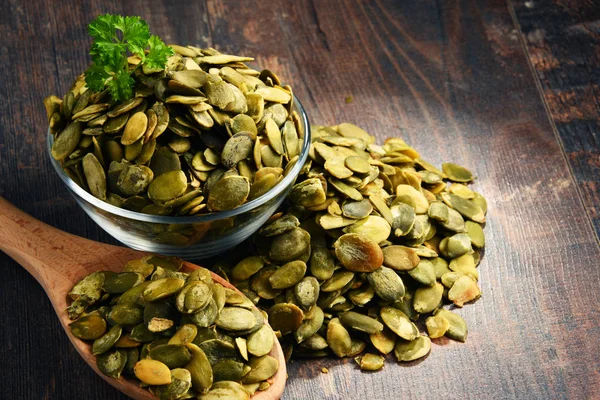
(46, 33, 310, 259)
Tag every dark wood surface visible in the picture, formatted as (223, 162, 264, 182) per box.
(1, 0, 599, 399)
(512, 0, 600, 238)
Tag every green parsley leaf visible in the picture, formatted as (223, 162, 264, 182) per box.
(144, 35, 174, 69)
(84, 64, 111, 92)
(107, 69, 134, 102)
(84, 14, 172, 102)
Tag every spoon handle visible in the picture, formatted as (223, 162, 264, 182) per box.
(0, 197, 139, 297)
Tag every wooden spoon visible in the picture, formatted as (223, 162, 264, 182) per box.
(0, 197, 286, 400)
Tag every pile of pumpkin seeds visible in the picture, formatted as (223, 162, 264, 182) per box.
(66, 255, 278, 399)
(45, 45, 303, 216)
(212, 123, 486, 371)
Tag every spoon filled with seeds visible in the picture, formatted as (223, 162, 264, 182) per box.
(0, 198, 286, 400)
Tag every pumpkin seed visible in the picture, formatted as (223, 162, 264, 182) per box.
(394, 336, 431, 362)
(448, 275, 481, 307)
(380, 307, 419, 340)
(268, 303, 304, 333)
(326, 317, 352, 357)
(413, 282, 444, 313)
(92, 324, 123, 355)
(207, 175, 250, 211)
(215, 307, 256, 331)
(426, 314, 450, 339)
(269, 260, 307, 289)
(334, 233, 383, 272)
(148, 170, 188, 203)
(52, 122, 83, 160)
(69, 314, 107, 340)
(367, 266, 405, 302)
(154, 368, 192, 400)
(242, 355, 278, 384)
(356, 353, 385, 371)
(442, 162, 474, 182)
(247, 325, 274, 357)
(370, 327, 397, 355)
(185, 343, 213, 392)
(382, 245, 420, 271)
(97, 349, 127, 379)
(149, 344, 193, 368)
(134, 359, 172, 385)
(433, 308, 468, 342)
(339, 311, 384, 334)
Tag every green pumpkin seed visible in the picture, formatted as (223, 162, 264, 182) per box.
(380, 307, 419, 340)
(408, 259, 437, 286)
(449, 253, 479, 280)
(269, 228, 311, 263)
(465, 220, 485, 248)
(440, 233, 473, 259)
(339, 311, 384, 334)
(394, 336, 431, 362)
(341, 199, 373, 219)
(426, 314, 450, 338)
(81, 153, 107, 200)
(117, 164, 154, 196)
(309, 246, 336, 281)
(294, 306, 324, 343)
(69, 314, 107, 340)
(441, 193, 485, 223)
(92, 324, 123, 355)
(143, 278, 185, 302)
(148, 170, 188, 203)
(294, 276, 320, 310)
(176, 281, 213, 314)
(343, 216, 391, 244)
(267, 303, 304, 333)
(382, 245, 420, 271)
(269, 260, 307, 289)
(448, 275, 481, 307)
(442, 162, 474, 182)
(321, 271, 355, 292)
(356, 353, 385, 371)
(247, 325, 274, 357)
(289, 178, 327, 207)
(370, 327, 397, 355)
(433, 308, 468, 342)
(215, 307, 256, 331)
(242, 355, 279, 384)
(185, 343, 213, 392)
(149, 344, 193, 368)
(391, 203, 416, 236)
(207, 175, 250, 211)
(367, 266, 405, 302)
(121, 112, 148, 145)
(109, 303, 144, 326)
(97, 349, 127, 379)
(52, 122, 83, 160)
(154, 368, 192, 400)
(413, 282, 444, 313)
(326, 317, 352, 357)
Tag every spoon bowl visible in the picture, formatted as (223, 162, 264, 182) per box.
(0, 197, 286, 400)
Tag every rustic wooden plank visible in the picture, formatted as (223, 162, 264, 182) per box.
(511, 0, 600, 236)
(0, 0, 599, 399)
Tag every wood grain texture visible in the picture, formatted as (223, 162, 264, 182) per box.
(511, 0, 600, 236)
(0, 0, 599, 399)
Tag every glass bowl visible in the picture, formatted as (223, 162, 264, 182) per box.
(47, 96, 310, 260)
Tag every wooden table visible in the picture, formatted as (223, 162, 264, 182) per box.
(1, 1, 599, 398)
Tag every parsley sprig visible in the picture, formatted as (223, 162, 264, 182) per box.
(85, 14, 174, 102)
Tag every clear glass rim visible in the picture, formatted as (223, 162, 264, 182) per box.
(47, 95, 311, 224)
